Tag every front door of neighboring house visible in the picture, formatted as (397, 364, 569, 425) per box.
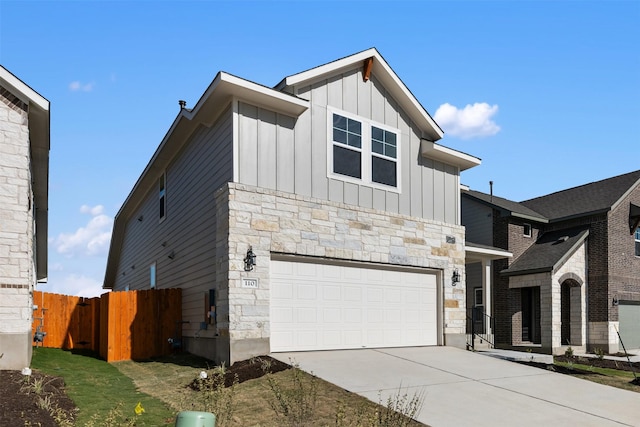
(473, 287, 485, 334)
(521, 287, 540, 343)
(561, 283, 571, 345)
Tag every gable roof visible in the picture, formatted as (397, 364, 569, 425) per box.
(0, 66, 50, 281)
(520, 170, 640, 221)
(462, 189, 547, 223)
(276, 48, 443, 142)
(501, 226, 589, 277)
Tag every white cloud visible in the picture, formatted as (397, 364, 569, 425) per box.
(41, 274, 105, 298)
(80, 204, 104, 216)
(52, 205, 113, 257)
(434, 102, 501, 139)
(69, 81, 95, 92)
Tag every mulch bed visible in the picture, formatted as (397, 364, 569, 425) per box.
(520, 354, 640, 385)
(0, 370, 77, 427)
(190, 355, 291, 389)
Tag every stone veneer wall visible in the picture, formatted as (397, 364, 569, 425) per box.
(553, 242, 587, 353)
(215, 183, 466, 364)
(0, 85, 35, 370)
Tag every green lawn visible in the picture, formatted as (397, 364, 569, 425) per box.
(31, 348, 175, 425)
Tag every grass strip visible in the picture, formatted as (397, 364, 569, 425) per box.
(31, 348, 175, 425)
(555, 361, 637, 378)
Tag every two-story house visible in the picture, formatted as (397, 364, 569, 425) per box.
(103, 49, 481, 364)
(0, 66, 49, 370)
(463, 170, 640, 355)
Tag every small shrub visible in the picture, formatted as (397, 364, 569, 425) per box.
(186, 364, 238, 427)
(265, 363, 318, 426)
(375, 386, 424, 427)
(594, 347, 605, 360)
(564, 346, 574, 358)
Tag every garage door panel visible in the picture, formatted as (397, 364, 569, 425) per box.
(271, 260, 438, 352)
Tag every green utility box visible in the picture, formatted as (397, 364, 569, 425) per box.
(175, 411, 216, 427)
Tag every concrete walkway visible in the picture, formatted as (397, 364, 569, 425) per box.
(272, 346, 640, 427)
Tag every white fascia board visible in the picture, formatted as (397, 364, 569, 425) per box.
(465, 245, 513, 260)
(207, 72, 309, 119)
(0, 66, 49, 111)
(421, 140, 481, 171)
(277, 49, 443, 141)
(279, 48, 378, 88)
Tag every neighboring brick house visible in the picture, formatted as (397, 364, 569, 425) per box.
(103, 48, 481, 364)
(462, 170, 640, 354)
(0, 66, 50, 370)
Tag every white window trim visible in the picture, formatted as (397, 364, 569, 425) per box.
(523, 223, 532, 237)
(326, 107, 402, 193)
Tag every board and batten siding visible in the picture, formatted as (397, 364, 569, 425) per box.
(113, 107, 233, 335)
(462, 197, 494, 246)
(236, 66, 460, 225)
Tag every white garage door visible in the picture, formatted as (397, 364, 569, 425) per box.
(270, 259, 438, 352)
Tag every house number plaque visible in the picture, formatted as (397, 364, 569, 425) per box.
(242, 278, 259, 289)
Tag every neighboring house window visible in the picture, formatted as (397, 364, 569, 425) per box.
(523, 223, 532, 237)
(159, 173, 166, 221)
(474, 288, 483, 307)
(635, 227, 640, 256)
(150, 263, 156, 289)
(329, 109, 400, 190)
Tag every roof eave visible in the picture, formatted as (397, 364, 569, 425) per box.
(501, 267, 553, 277)
(551, 229, 589, 272)
(104, 73, 309, 288)
(421, 140, 481, 171)
(465, 245, 512, 262)
(512, 212, 549, 223)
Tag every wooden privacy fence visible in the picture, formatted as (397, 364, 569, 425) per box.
(32, 289, 182, 362)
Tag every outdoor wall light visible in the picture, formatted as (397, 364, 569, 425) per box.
(452, 269, 461, 286)
(168, 250, 176, 260)
(612, 297, 619, 306)
(244, 246, 256, 271)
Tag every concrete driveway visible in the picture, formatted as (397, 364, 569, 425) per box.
(271, 346, 640, 427)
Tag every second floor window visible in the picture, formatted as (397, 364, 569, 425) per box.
(635, 227, 640, 256)
(330, 109, 400, 191)
(159, 173, 166, 221)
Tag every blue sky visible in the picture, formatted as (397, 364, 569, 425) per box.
(1, 0, 638, 297)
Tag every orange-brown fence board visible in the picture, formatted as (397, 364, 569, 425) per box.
(33, 289, 182, 362)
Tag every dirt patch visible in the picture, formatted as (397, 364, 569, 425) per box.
(0, 370, 77, 426)
(2, 355, 289, 426)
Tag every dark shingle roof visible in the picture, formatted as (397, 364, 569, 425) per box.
(501, 226, 590, 276)
(463, 190, 547, 222)
(521, 170, 640, 221)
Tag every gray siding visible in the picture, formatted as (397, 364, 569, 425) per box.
(462, 197, 494, 246)
(114, 107, 233, 334)
(237, 66, 460, 224)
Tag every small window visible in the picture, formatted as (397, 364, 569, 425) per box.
(523, 223, 532, 237)
(159, 173, 166, 221)
(150, 263, 156, 289)
(474, 288, 483, 307)
(635, 227, 640, 256)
